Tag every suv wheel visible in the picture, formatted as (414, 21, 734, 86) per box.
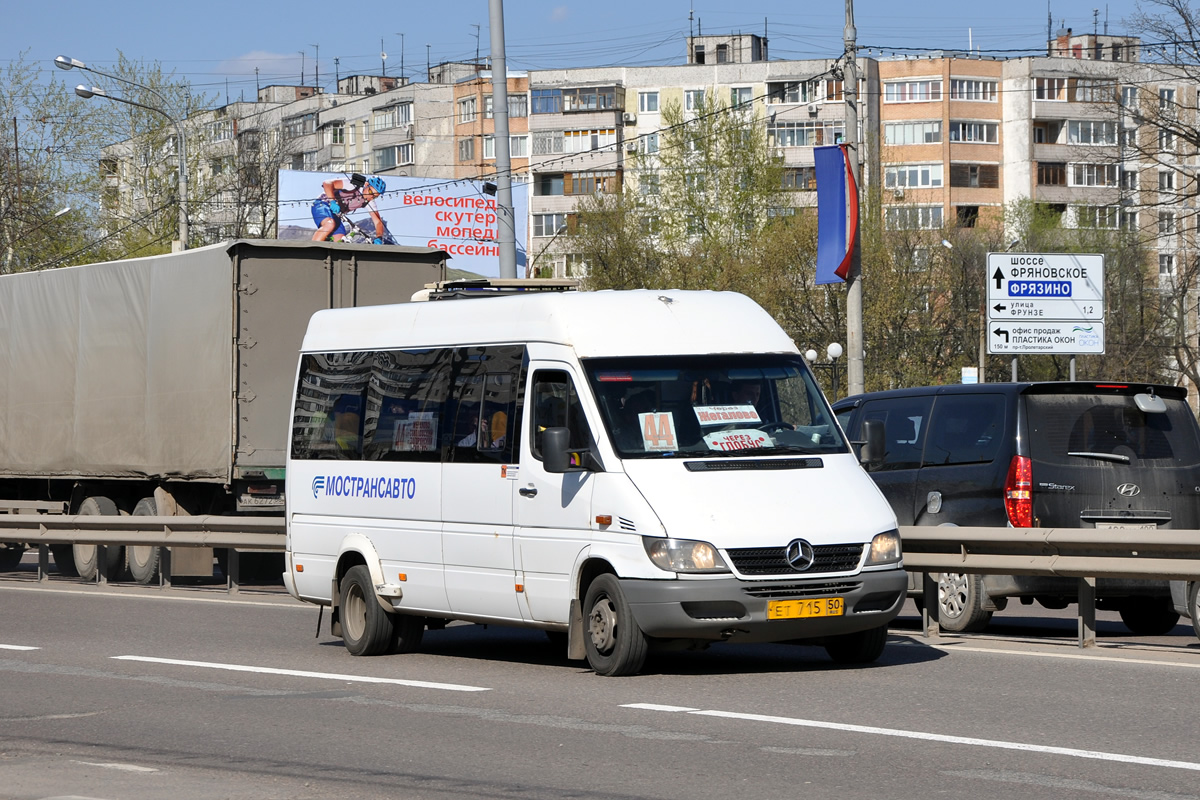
(937, 572, 993, 633)
(1118, 596, 1180, 636)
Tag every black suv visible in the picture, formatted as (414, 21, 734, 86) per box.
(833, 382, 1200, 634)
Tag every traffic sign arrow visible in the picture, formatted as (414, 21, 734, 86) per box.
(992, 267, 1004, 290)
(993, 328, 1009, 343)
(993, 303, 1006, 313)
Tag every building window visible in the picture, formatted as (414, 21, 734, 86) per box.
(884, 121, 942, 145)
(949, 121, 998, 143)
(1119, 127, 1138, 149)
(883, 80, 942, 103)
(458, 138, 475, 162)
(949, 79, 997, 101)
(1070, 163, 1118, 186)
(716, 44, 729, 63)
(397, 143, 414, 165)
(1159, 87, 1176, 111)
(767, 81, 814, 104)
(823, 80, 845, 102)
(535, 173, 564, 196)
(885, 206, 943, 230)
(884, 164, 944, 189)
(328, 125, 346, 145)
(569, 170, 618, 194)
(563, 129, 616, 153)
(1160, 253, 1176, 275)
(483, 135, 529, 159)
(1159, 211, 1177, 235)
(781, 167, 817, 190)
(639, 132, 659, 154)
(638, 91, 659, 113)
(1037, 162, 1067, 185)
(1074, 80, 1116, 102)
(283, 113, 317, 138)
(373, 146, 397, 171)
(1075, 205, 1119, 229)
(458, 97, 478, 124)
(1159, 129, 1176, 151)
(1159, 170, 1176, 191)
(1068, 120, 1117, 145)
(531, 89, 563, 114)
(768, 120, 845, 147)
(685, 89, 706, 111)
(1121, 86, 1139, 108)
(484, 95, 528, 119)
(373, 109, 395, 131)
(562, 86, 622, 113)
(1035, 77, 1067, 100)
(956, 206, 979, 227)
(532, 131, 564, 155)
(730, 87, 753, 108)
(533, 213, 568, 236)
(1120, 169, 1139, 190)
(950, 163, 999, 188)
(1121, 210, 1139, 230)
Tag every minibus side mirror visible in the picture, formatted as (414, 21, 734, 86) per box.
(859, 419, 886, 469)
(543, 427, 600, 474)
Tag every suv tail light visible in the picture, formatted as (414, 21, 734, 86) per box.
(1004, 455, 1033, 527)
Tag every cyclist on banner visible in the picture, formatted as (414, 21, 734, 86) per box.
(311, 174, 389, 243)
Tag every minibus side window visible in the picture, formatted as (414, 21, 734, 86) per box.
(291, 352, 373, 460)
(447, 345, 524, 465)
(530, 370, 592, 460)
(360, 348, 451, 462)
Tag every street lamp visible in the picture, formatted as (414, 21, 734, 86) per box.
(805, 342, 844, 401)
(58, 55, 188, 250)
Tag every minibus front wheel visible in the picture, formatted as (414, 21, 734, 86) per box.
(339, 565, 395, 656)
(583, 574, 648, 677)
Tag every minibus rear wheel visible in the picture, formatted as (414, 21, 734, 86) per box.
(583, 574, 648, 677)
(339, 565, 394, 656)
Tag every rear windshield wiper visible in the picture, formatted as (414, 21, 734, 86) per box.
(1067, 450, 1131, 464)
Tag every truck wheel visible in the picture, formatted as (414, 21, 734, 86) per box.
(1118, 596, 1180, 636)
(339, 565, 394, 656)
(937, 572, 993, 632)
(582, 574, 648, 676)
(127, 497, 160, 584)
(1188, 583, 1200, 642)
(50, 545, 79, 577)
(0, 544, 25, 571)
(73, 497, 125, 582)
(387, 614, 426, 654)
(825, 624, 889, 664)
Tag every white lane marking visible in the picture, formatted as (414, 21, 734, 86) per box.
(0, 584, 306, 609)
(111, 656, 490, 692)
(623, 703, 699, 712)
(623, 705, 1200, 773)
(926, 643, 1200, 669)
(0, 644, 40, 651)
(72, 761, 159, 773)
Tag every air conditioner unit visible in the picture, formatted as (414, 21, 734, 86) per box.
(808, 103, 820, 117)
(625, 141, 639, 153)
(622, 112, 637, 125)
(893, 188, 905, 200)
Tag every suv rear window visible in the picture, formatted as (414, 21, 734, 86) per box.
(1027, 394, 1200, 467)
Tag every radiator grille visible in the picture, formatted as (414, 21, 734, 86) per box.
(726, 544, 863, 576)
(741, 581, 862, 599)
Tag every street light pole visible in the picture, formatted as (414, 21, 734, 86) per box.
(57, 56, 188, 250)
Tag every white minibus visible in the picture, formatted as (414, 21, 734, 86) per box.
(283, 289, 905, 675)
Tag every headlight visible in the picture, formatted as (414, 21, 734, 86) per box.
(865, 529, 902, 566)
(642, 537, 730, 573)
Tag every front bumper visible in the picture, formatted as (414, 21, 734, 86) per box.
(619, 566, 906, 643)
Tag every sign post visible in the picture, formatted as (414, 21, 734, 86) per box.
(986, 253, 1105, 375)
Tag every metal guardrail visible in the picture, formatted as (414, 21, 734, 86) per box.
(0, 517, 1196, 645)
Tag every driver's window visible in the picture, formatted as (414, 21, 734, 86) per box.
(530, 370, 592, 460)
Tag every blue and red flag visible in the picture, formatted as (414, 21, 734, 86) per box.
(814, 144, 859, 285)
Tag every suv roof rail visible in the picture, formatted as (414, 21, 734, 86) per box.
(413, 278, 581, 301)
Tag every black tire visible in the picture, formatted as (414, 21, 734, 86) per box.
(1188, 582, 1200, 642)
(50, 544, 79, 577)
(338, 565, 395, 656)
(387, 613, 426, 654)
(1118, 596, 1180, 636)
(936, 572, 993, 633)
(0, 545, 25, 571)
(127, 497, 160, 585)
(582, 573, 648, 676)
(825, 624, 889, 664)
(74, 497, 125, 582)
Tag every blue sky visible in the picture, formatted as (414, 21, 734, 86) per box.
(7, 0, 1146, 98)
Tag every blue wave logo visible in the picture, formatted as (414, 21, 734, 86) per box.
(311, 476, 326, 498)
(1071, 325, 1094, 333)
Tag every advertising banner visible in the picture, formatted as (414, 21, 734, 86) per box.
(277, 170, 530, 277)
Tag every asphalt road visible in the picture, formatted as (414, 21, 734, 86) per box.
(1, 567, 1199, 800)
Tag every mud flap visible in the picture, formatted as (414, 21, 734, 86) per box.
(567, 599, 586, 661)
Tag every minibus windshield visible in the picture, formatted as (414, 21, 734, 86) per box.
(583, 354, 847, 459)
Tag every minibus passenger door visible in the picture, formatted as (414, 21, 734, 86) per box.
(514, 367, 597, 624)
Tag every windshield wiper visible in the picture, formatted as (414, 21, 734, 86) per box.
(1067, 450, 1131, 464)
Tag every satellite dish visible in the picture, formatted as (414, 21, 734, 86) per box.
(381, 52, 388, 60)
